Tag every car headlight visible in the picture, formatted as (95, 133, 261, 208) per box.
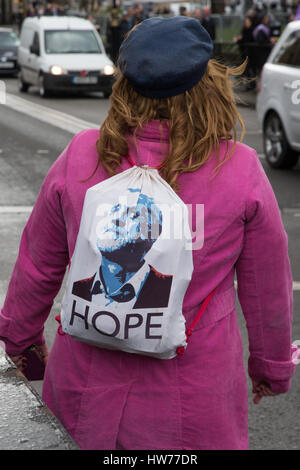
(103, 64, 115, 76)
(4, 51, 14, 58)
(50, 65, 65, 75)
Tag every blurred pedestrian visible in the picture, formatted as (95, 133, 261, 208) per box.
(0, 16, 297, 451)
(44, 3, 53, 15)
(52, 3, 59, 16)
(294, 3, 300, 19)
(234, 16, 254, 44)
(193, 7, 202, 22)
(252, 13, 275, 71)
(201, 6, 216, 40)
(27, 3, 37, 17)
(37, 4, 45, 16)
(162, 7, 172, 17)
(15, 6, 25, 33)
(106, 8, 121, 64)
(179, 6, 187, 16)
(88, 14, 101, 34)
(233, 16, 256, 83)
(128, 3, 144, 28)
(119, 11, 131, 43)
(253, 13, 272, 43)
(246, 7, 260, 28)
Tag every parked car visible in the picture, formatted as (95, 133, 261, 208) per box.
(257, 20, 300, 169)
(18, 16, 115, 97)
(0, 28, 20, 75)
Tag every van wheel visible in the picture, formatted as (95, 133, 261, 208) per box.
(39, 74, 50, 98)
(18, 72, 29, 93)
(263, 112, 299, 169)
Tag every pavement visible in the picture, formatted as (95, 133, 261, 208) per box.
(0, 343, 79, 450)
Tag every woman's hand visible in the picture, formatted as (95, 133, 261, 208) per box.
(233, 34, 242, 43)
(252, 379, 278, 404)
(34, 342, 49, 366)
(10, 353, 27, 372)
(10, 342, 49, 373)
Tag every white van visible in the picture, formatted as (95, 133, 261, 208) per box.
(18, 16, 115, 97)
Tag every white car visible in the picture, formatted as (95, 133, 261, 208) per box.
(257, 20, 300, 168)
(18, 16, 115, 97)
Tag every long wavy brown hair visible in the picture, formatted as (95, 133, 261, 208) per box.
(95, 59, 246, 192)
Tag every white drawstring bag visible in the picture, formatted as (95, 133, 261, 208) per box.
(61, 164, 196, 359)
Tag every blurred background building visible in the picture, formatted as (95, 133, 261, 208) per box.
(1, 0, 300, 48)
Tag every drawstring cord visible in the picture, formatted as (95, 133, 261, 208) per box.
(126, 155, 165, 170)
(176, 288, 216, 356)
(55, 315, 65, 336)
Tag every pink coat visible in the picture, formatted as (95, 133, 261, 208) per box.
(0, 122, 297, 450)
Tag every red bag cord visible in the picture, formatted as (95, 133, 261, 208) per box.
(187, 288, 216, 335)
(125, 155, 164, 170)
(176, 288, 216, 356)
(55, 314, 66, 336)
(126, 156, 136, 167)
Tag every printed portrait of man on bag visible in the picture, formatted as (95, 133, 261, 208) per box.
(72, 189, 173, 309)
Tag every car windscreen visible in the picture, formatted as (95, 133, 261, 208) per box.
(0, 31, 20, 47)
(44, 30, 101, 54)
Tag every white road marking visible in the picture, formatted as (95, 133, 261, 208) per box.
(0, 206, 33, 213)
(2, 94, 267, 160)
(4, 93, 98, 135)
(234, 280, 300, 291)
(282, 208, 300, 215)
(245, 130, 263, 135)
(37, 149, 49, 154)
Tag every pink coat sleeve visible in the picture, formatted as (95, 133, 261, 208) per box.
(0, 146, 69, 355)
(236, 150, 297, 393)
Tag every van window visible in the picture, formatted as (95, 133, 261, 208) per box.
(31, 32, 40, 54)
(20, 27, 34, 49)
(44, 30, 101, 54)
(273, 31, 300, 67)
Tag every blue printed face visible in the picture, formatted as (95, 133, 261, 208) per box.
(96, 191, 162, 254)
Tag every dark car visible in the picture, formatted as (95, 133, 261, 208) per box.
(0, 28, 20, 75)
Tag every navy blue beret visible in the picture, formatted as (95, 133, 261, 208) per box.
(118, 16, 213, 99)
